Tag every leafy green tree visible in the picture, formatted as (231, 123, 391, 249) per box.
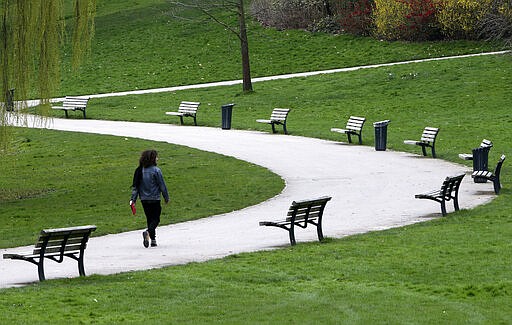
(0, 0, 96, 149)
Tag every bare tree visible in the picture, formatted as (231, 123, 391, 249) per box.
(170, 0, 253, 92)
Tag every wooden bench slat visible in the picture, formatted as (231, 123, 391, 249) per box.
(33, 244, 85, 255)
(40, 225, 97, 235)
(287, 205, 325, 215)
(481, 139, 493, 147)
(420, 134, 437, 141)
(35, 237, 84, 248)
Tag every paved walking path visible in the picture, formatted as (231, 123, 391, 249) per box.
(24, 50, 509, 106)
(2, 51, 505, 287)
(0, 117, 496, 288)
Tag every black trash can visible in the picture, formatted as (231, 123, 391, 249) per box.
(472, 146, 490, 183)
(221, 103, 235, 130)
(373, 120, 390, 151)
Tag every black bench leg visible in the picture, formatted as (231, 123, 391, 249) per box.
(453, 197, 460, 212)
(316, 223, 324, 242)
(271, 123, 276, 134)
(78, 256, 86, 277)
(289, 225, 296, 246)
(421, 145, 427, 157)
(193, 116, 197, 126)
(64, 110, 69, 118)
(431, 146, 436, 158)
(358, 134, 362, 145)
(38, 261, 46, 281)
(283, 123, 288, 135)
(179, 116, 184, 125)
(493, 178, 501, 194)
(441, 201, 447, 216)
(82, 109, 86, 119)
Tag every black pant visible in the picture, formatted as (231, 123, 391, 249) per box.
(141, 200, 161, 240)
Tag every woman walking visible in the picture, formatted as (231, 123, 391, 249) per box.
(130, 149, 170, 248)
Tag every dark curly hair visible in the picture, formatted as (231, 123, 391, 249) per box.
(132, 149, 158, 188)
(139, 149, 158, 168)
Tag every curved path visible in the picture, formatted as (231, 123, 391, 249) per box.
(0, 117, 495, 288)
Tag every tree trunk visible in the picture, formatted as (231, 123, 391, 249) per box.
(238, 0, 253, 92)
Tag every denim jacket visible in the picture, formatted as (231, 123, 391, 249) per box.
(131, 165, 169, 203)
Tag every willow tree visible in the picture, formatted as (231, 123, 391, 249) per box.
(0, 0, 96, 149)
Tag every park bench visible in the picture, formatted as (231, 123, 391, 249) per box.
(256, 108, 291, 134)
(472, 154, 506, 194)
(404, 127, 440, 158)
(415, 173, 465, 216)
(3, 225, 96, 281)
(330, 116, 366, 144)
(458, 139, 493, 160)
(165, 101, 201, 125)
(259, 196, 331, 245)
(52, 96, 90, 119)
(459, 139, 493, 183)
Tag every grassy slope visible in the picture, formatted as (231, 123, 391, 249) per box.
(58, 0, 500, 96)
(1, 0, 511, 323)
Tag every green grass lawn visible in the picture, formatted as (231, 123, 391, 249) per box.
(1, 0, 511, 323)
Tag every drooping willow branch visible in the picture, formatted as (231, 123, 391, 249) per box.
(0, 0, 96, 149)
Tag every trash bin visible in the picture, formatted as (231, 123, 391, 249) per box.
(221, 103, 235, 130)
(472, 146, 490, 183)
(373, 120, 390, 151)
(6, 88, 14, 112)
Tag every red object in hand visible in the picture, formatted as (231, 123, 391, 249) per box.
(130, 202, 136, 215)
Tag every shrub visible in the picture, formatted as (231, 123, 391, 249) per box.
(250, 0, 329, 30)
(374, 0, 442, 41)
(480, 0, 512, 46)
(336, 0, 375, 36)
(373, 0, 408, 40)
(437, 0, 492, 39)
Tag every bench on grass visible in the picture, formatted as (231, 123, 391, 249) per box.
(3, 225, 96, 281)
(472, 154, 506, 194)
(415, 173, 465, 216)
(458, 139, 493, 160)
(256, 108, 291, 134)
(165, 101, 200, 126)
(52, 96, 90, 119)
(259, 196, 331, 245)
(330, 116, 366, 144)
(404, 127, 440, 158)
